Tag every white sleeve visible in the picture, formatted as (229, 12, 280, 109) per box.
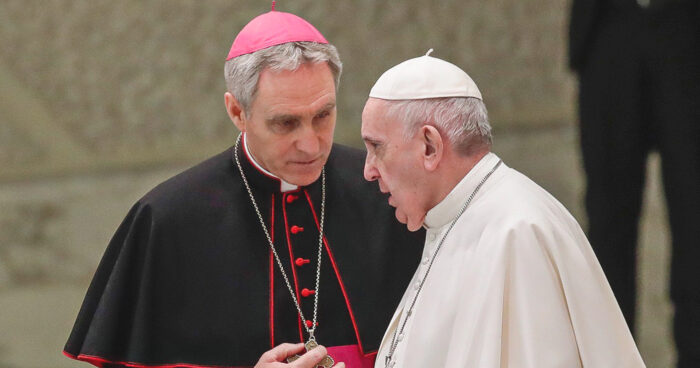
(443, 218, 645, 368)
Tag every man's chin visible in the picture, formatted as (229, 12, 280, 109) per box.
(281, 171, 323, 187)
(406, 221, 423, 232)
(281, 159, 328, 186)
(396, 209, 424, 232)
(396, 208, 423, 232)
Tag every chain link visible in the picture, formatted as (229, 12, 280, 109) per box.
(233, 133, 325, 338)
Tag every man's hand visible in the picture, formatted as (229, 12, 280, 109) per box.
(254, 342, 345, 368)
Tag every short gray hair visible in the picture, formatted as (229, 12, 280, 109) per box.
(383, 97, 492, 156)
(224, 42, 342, 116)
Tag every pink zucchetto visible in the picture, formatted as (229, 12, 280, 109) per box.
(226, 4, 328, 60)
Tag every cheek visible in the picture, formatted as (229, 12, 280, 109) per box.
(375, 160, 390, 181)
(393, 157, 415, 182)
(320, 122, 335, 145)
(394, 165, 421, 205)
(266, 139, 295, 165)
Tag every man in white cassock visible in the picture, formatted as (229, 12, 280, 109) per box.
(361, 51, 646, 368)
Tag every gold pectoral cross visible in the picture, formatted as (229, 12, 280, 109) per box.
(286, 339, 335, 368)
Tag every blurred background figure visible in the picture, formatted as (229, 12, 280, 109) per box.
(569, 0, 700, 367)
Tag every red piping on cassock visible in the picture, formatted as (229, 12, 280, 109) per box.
(269, 194, 275, 348)
(302, 189, 372, 356)
(63, 351, 250, 368)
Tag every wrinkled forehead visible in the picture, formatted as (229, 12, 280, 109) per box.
(362, 98, 401, 137)
(361, 98, 384, 126)
(254, 63, 336, 112)
(362, 98, 392, 120)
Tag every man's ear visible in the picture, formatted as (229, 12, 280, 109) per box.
(224, 92, 247, 132)
(421, 125, 443, 172)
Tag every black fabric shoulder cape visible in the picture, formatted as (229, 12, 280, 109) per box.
(64, 143, 424, 367)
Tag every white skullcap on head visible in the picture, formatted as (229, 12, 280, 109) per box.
(369, 49, 482, 100)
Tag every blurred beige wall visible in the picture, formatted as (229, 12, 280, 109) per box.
(0, 1, 672, 367)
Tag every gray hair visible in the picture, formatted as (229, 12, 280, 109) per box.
(224, 41, 342, 116)
(383, 97, 492, 156)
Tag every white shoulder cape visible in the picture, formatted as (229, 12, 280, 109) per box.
(376, 153, 645, 368)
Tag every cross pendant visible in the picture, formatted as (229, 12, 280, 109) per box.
(286, 339, 335, 368)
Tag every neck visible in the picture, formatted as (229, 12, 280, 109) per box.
(427, 149, 489, 210)
(243, 133, 298, 192)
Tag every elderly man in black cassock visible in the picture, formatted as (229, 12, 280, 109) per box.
(63, 5, 423, 368)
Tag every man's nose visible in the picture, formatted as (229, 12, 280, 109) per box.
(295, 125, 320, 154)
(363, 157, 378, 182)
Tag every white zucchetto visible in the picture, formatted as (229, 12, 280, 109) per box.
(369, 49, 483, 101)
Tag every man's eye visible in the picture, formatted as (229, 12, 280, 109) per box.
(367, 142, 381, 152)
(315, 111, 330, 119)
(278, 120, 296, 129)
(270, 119, 298, 133)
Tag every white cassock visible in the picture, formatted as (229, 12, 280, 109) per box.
(376, 152, 645, 368)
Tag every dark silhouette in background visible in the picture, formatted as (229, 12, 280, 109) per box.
(569, 0, 700, 366)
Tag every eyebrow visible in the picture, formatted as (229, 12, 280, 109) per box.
(316, 102, 336, 115)
(267, 114, 299, 125)
(266, 102, 336, 124)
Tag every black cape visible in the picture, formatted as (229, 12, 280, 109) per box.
(64, 142, 424, 367)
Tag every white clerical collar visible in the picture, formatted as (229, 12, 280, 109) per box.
(243, 133, 299, 192)
(423, 152, 501, 229)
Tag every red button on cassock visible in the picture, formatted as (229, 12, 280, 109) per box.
(305, 320, 318, 328)
(291, 225, 304, 234)
(286, 194, 298, 203)
(301, 288, 316, 297)
(295, 258, 310, 266)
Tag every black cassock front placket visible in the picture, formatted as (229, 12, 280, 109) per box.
(268, 187, 358, 348)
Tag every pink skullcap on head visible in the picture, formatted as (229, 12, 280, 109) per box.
(226, 10, 328, 60)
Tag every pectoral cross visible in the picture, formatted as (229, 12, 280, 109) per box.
(286, 338, 335, 368)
